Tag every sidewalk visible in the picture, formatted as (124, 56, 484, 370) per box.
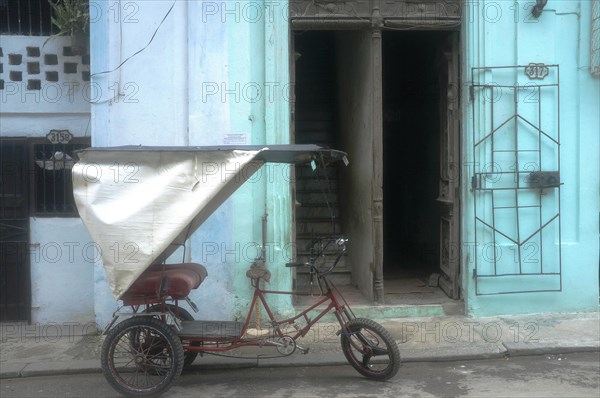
(1, 311, 598, 379)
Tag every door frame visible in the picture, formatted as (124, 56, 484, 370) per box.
(289, 25, 462, 304)
(435, 31, 462, 299)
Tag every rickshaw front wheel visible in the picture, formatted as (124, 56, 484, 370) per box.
(101, 316, 184, 397)
(340, 318, 401, 381)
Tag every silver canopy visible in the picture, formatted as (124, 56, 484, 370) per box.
(72, 145, 346, 299)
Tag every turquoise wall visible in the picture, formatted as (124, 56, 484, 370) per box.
(463, 1, 599, 316)
(187, 1, 293, 321)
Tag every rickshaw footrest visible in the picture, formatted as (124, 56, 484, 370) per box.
(178, 320, 244, 339)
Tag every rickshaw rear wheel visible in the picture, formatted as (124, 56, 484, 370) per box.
(101, 316, 184, 397)
(145, 304, 199, 368)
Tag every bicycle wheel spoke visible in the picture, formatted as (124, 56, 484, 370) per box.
(102, 318, 184, 396)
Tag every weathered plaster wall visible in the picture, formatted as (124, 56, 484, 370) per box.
(90, 1, 291, 326)
(89, 2, 188, 147)
(462, 0, 600, 315)
(188, 0, 292, 321)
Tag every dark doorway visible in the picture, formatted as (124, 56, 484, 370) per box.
(292, 31, 352, 289)
(0, 139, 31, 321)
(293, 31, 338, 147)
(382, 31, 450, 281)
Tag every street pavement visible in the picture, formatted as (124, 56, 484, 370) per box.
(2, 353, 599, 397)
(1, 311, 598, 379)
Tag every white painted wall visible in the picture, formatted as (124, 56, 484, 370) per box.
(90, 1, 188, 148)
(1, 35, 93, 326)
(90, 0, 190, 326)
(29, 218, 95, 324)
(0, 36, 91, 138)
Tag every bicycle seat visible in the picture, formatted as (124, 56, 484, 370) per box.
(122, 263, 208, 305)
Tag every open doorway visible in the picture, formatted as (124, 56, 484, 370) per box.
(292, 29, 461, 303)
(382, 31, 461, 300)
(383, 31, 442, 279)
(292, 31, 352, 290)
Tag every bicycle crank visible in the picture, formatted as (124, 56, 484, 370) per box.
(275, 336, 296, 355)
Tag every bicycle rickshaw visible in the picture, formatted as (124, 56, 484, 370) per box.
(72, 145, 400, 396)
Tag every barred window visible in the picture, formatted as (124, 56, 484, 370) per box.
(33, 140, 89, 216)
(0, 0, 56, 36)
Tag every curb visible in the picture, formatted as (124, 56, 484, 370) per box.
(2, 344, 599, 379)
(502, 342, 600, 357)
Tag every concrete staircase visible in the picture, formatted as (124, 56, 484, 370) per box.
(293, 31, 351, 290)
(294, 164, 351, 289)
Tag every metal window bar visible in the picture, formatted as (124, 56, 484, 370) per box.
(33, 142, 88, 216)
(0, 0, 55, 36)
(470, 65, 562, 296)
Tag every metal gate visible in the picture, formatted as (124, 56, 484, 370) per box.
(470, 64, 561, 295)
(0, 139, 31, 321)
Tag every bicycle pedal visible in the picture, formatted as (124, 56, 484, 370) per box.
(297, 345, 309, 354)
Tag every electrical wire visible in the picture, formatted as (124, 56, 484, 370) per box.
(90, 0, 176, 78)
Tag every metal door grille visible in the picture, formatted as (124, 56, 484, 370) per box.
(32, 142, 89, 216)
(0, 139, 31, 321)
(470, 64, 561, 295)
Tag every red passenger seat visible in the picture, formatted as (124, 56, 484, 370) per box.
(122, 263, 208, 305)
(147, 263, 208, 289)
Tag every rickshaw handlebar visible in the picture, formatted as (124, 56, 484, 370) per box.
(285, 237, 348, 274)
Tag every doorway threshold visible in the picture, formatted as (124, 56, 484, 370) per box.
(294, 284, 463, 322)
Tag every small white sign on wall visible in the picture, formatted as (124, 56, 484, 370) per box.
(223, 132, 249, 146)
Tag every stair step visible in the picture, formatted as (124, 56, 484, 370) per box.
(296, 192, 338, 204)
(296, 267, 350, 275)
(295, 166, 338, 178)
(295, 233, 346, 240)
(293, 151, 347, 288)
(295, 270, 352, 287)
(296, 179, 339, 192)
(294, 255, 347, 267)
(295, 202, 339, 208)
(297, 207, 339, 219)
(296, 223, 341, 235)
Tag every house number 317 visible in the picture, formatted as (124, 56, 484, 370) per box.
(524, 63, 549, 80)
